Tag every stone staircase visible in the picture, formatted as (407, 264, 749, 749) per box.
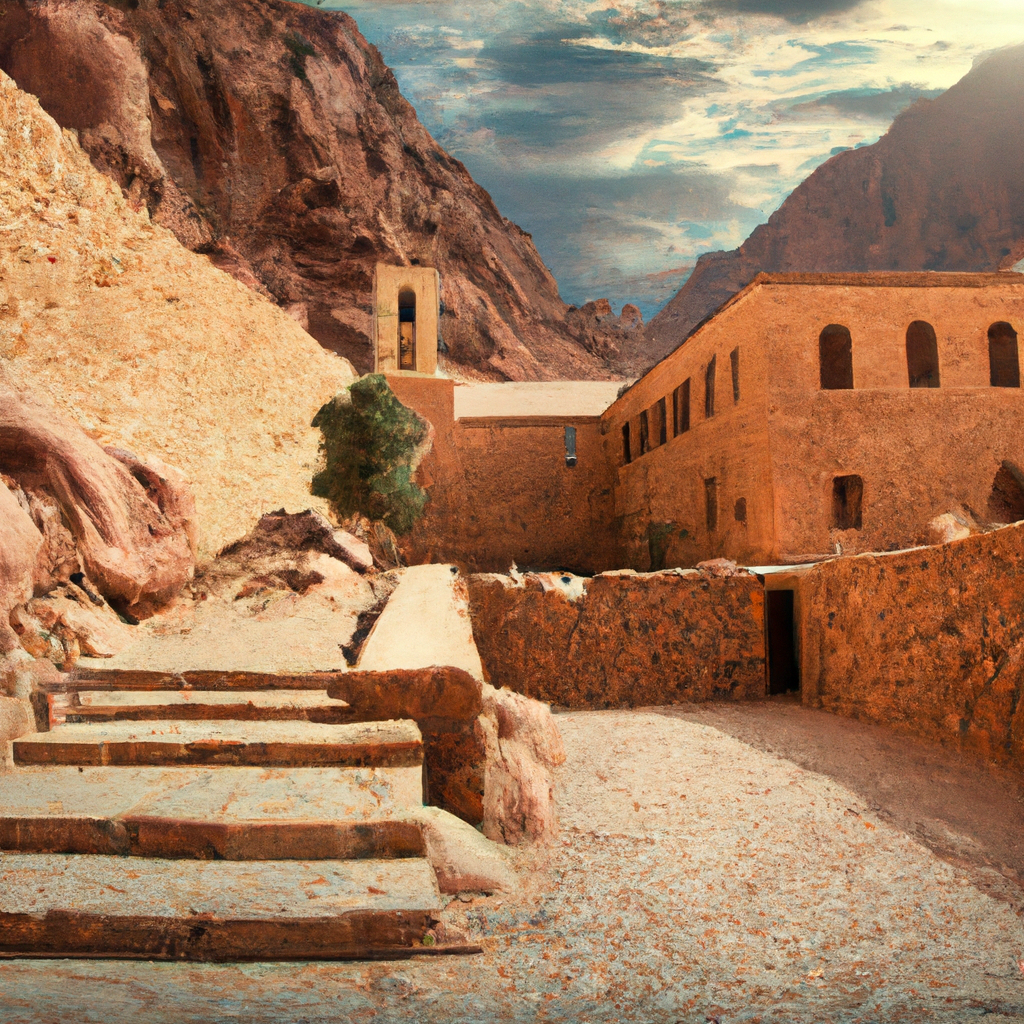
(0, 667, 480, 961)
(0, 563, 530, 960)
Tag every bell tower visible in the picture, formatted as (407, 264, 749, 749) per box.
(373, 264, 441, 375)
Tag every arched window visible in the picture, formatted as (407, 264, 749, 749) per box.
(398, 289, 416, 370)
(906, 321, 940, 388)
(819, 324, 853, 390)
(989, 322, 1020, 388)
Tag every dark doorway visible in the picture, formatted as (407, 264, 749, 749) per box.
(766, 590, 799, 695)
(398, 289, 417, 370)
(831, 474, 864, 530)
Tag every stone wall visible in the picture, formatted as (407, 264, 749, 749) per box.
(468, 569, 766, 708)
(802, 522, 1024, 768)
(387, 375, 620, 573)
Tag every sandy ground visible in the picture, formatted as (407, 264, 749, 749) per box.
(3, 704, 1024, 1023)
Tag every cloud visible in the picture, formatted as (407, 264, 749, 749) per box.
(315, 0, 1024, 314)
(707, 0, 868, 23)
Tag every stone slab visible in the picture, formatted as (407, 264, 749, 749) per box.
(326, 667, 482, 722)
(358, 565, 483, 680)
(0, 854, 438, 960)
(13, 720, 423, 769)
(45, 668, 349, 693)
(61, 689, 352, 724)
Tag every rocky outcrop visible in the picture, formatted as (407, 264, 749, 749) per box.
(0, 481, 42, 656)
(648, 43, 1024, 363)
(0, 389, 195, 619)
(0, 0, 624, 381)
(0, 68, 357, 558)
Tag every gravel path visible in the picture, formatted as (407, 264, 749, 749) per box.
(4, 706, 1024, 1023)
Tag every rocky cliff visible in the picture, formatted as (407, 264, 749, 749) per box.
(0, 0, 630, 380)
(648, 43, 1024, 363)
(0, 68, 357, 558)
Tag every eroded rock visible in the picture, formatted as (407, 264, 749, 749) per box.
(0, 478, 42, 655)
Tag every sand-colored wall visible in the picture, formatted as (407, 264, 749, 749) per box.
(468, 570, 766, 707)
(601, 297, 775, 568)
(801, 522, 1024, 769)
(387, 375, 619, 572)
(760, 278, 1024, 558)
(0, 71, 356, 559)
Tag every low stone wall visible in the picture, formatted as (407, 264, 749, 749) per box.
(468, 569, 766, 708)
(802, 522, 1024, 768)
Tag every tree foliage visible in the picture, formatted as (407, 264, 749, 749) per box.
(311, 374, 429, 535)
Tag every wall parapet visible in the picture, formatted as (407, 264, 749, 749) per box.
(467, 569, 766, 708)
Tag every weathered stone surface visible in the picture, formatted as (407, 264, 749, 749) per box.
(0, 478, 42, 655)
(468, 570, 766, 708)
(411, 806, 516, 894)
(0, 388, 195, 617)
(0, 694, 34, 745)
(482, 686, 565, 769)
(20, 588, 134, 660)
(327, 667, 483, 723)
(0, 68, 357, 560)
(802, 521, 1024, 768)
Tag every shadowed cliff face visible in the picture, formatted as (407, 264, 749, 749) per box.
(0, 0, 630, 381)
(648, 43, 1024, 364)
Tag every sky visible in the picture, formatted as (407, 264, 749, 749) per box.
(298, 0, 1024, 318)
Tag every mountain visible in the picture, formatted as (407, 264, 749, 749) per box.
(0, 68, 356, 558)
(0, 0, 633, 380)
(647, 43, 1024, 362)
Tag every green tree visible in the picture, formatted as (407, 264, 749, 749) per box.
(311, 374, 429, 535)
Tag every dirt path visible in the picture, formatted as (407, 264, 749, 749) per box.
(4, 705, 1024, 1023)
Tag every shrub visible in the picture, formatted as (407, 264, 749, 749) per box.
(311, 374, 429, 536)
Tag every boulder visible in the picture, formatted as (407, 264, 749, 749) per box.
(411, 805, 516, 894)
(0, 389, 195, 617)
(479, 687, 563, 845)
(21, 588, 134, 659)
(0, 478, 42, 655)
(927, 512, 974, 546)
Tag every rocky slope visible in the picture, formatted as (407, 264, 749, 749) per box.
(0, 68, 357, 558)
(0, 0, 631, 380)
(648, 43, 1024, 363)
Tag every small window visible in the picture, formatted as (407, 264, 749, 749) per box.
(989, 322, 1021, 388)
(730, 347, 740, 403)
(656, 397, 667, 445)
(639, 410, 650, 455)
(987, 461, 1024, 522)
(704, 477, 718, 532)
(906, 321, 940, 388)
(705, 356, 716, 418)
(734, 497, 747, 524)
(564, 426, 577, 468)
(398, 289, 417, 370)
(819, 324, 854, 390)
(831, 475, 863, 530)
(622, 422, 631, 465)
(674, 379, 691, 436)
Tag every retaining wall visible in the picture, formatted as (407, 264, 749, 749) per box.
(468, 569, 766, 708)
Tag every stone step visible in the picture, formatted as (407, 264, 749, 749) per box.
(0, 853, 441, 960)
(39, 667, 349, 694)
(54, 690, 353, 725)
(0, 765, 425, 859)
(12, 720, 422, 769)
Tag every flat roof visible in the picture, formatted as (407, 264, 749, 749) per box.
(750, 271, 1024, 288)
(454, 381, 625, 420)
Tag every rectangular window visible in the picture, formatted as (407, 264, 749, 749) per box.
(639, 410, 650, 455)
(831, 475, 863, 530)
(704, 477, 718, 532)
(657, 397, 667, 445)
(622, 422, 631, 465)
(730, 347, 740, 403)
(674, 379, 690, 436)
(705, 356, 716, 419)
(564, 425, 577, 468)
